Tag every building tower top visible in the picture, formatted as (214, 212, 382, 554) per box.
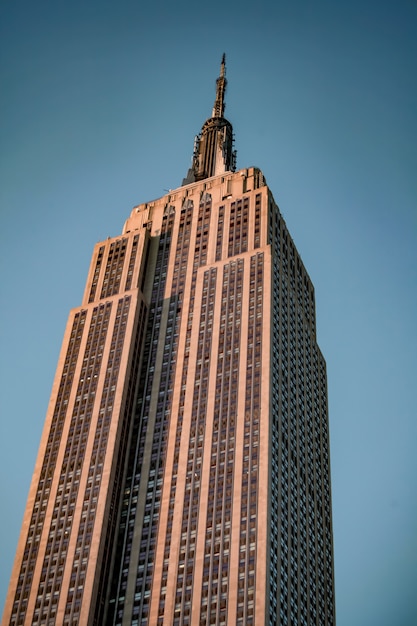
(211, 52, 227, 118)
(183, 55, 236, 185)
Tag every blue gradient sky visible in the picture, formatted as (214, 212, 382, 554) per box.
(1, 2, 416, 623)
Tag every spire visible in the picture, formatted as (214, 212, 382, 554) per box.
(183, 55, 236, 185)
(212, 53, 227, 118)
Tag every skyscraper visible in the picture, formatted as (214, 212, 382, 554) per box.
(3, 56, 335, 626)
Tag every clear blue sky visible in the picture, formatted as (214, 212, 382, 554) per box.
(1, 1, 416, 624)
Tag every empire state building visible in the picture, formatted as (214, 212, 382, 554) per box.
(3, 56, 335, 626)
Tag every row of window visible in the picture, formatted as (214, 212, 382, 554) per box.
(12, 312, 87, 624)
